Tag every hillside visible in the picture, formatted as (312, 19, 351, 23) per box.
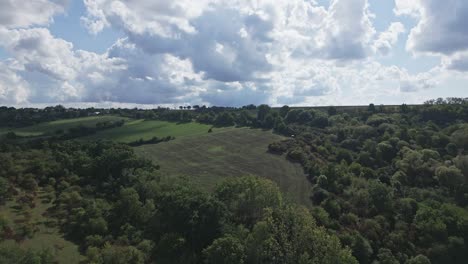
(0, 99, 467, 264)
(85, 120, 212, 143)
(0, 116, 129, 137)
(135, 127, 311, 205)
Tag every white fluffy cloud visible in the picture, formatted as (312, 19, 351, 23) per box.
(0, 62, 30, 104)
(315, 0, 375, 60)
(76, 0, 404, 105)
(395, 0, 468, 72)
(0, 0, 462, 106)
(395, 0, 468, 55)
(0, 0, 68, 28)
(0, 27, 126, 103)
(373, 22, 405, 56)
(444, 52, 468, 72)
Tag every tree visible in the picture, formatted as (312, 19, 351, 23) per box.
(435, 166, 464, 192)
(279, 105, 290, 117)
(150, 185, 225, 260)
(407, 255, 431, 264)
(446, 143, 458, 156)
(214, 112, 235, 126)
(283, 109, 299, 123)
(95, 244, 145, 264)
(203, 236, 245, 264)
(245, 206, 358, 264)
(328, 106, 337, 116)
(376, 142, 396, 163)
(215, 176, 282, 228)
(257, 105, 271, 122)
(0, 177, 9, 204)
(368, 103, 376, 113)
(263, 113, 276, 129)
(375, 248, 399, 264)
(368, 180, 393, 214)
(351, 233, 373, 264)
(313, 114, 329, 128)
(400, 104, 409, 113)
(0, 243, 54, 264)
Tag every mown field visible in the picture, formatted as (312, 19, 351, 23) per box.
(0, 116, 213, 143)
(84, 119, 212, 143)
(135, 127, 311, 205)
(0, 116, 129, 137)
(1, 117, 309, 204)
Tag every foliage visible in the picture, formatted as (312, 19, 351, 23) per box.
(0, 97, 467, 263)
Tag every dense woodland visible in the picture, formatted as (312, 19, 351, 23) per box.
(0, 97, 467, 264)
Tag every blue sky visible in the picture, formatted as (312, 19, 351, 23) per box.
(49, 1, 121, 53)
(0, 0, 466, 107)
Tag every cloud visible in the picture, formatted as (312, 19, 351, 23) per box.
(0, 0, 458, 107)
(0, 62, 30, 104)
(314, 0, 376, 60)
(396, 0, 468, 56)
(0, 0, 68, 29)
(373, 22, 405, 56)
(444, 52, 468, 72)
(83, 0, 278, 83)
(0, 27, 126, 103)
(83, 0, 380, 81)
(398, 68, 440, 93)
(76, 0, 402, 106)
(0, 28, 78, 81)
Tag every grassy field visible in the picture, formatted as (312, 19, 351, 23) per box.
(135, 127, 312, 205)
(85, 120, 212, 143)
(0, 189, 83, 263)
(1, 117, 311, 204)
(0, 115, 128, 137)
(0, 117, 212, 143)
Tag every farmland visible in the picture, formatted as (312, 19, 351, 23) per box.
(0, 116, 129, 137)
(1, 99, 467, 263)
(135, 127, 311, 205)
(85, 119, 212, 143)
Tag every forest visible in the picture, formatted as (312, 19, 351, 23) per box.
(0, 97, 467, 264)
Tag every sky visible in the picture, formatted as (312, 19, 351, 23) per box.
(0, 0, 467, 108)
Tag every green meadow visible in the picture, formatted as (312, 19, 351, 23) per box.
(135, 127, 311, 205)
(0, 116, 129, 137)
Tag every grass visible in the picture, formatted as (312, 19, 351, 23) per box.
(0, 189, 83, 263)
(0, 117, 211, 143)
(0, 115, 128, 137)
(135, 127, 312, 205)
(85, 120, 213, 143)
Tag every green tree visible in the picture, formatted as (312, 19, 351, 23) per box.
(0, 177, 9, 203)
(368, 180, 393, 214)
(97, 244, 145, 264)
(435, 166, 464, 192)
(245, 206, 358, 264)
(203, 236, 245, 264)
(215, 176, 282, 228)
(257, 105, 271, 122)
(279, 105, 290, 117)
(407, 255, 431, 264)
